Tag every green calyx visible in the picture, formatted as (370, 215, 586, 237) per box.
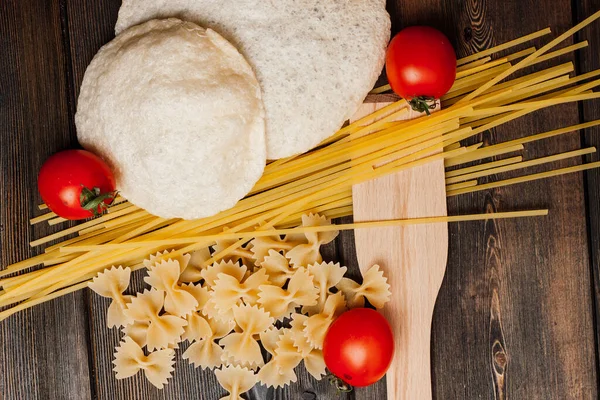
(327, 374, 353, 394)
(408, 96, 438, 116)
(80, 186, 117, 217)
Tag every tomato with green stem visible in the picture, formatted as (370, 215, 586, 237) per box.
(386, 26, 457, 115)
(38, 149, 117, 220)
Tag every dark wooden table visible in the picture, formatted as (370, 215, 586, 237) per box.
(2, 0, 600, 399)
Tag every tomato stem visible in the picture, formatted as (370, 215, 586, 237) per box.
(80, 186, 118, 217)
(327, 374, 353, 394)
(408, 96, 437, 116)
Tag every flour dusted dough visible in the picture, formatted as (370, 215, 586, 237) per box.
(115, 0, 391, 159)
(76, 19, 266, 219)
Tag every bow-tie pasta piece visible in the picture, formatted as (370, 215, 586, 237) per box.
(123, 320, 149, 348)
(203, 296, 235, 324)
(144, 259, 198, 316)
(180, 247, 212, 283)
(303, 262, 347, 315)
(182, 312, 212, 343)
(250, 233, 305, 265)
(201, 260, 247, 288)
(182, 317, 234, 370)
(274, 329, 303, 370)
(214, 365, 257, 400)
(124, 289, 187, 351)
(289, 313, 312, 356)
(336, 264, 391, 309)
(179, 283, 212, 342)
(257, 329, 301, 388)
(303, 292, 346, 349)
(220, 304, 274, 368)
(212, 229, 254, 268)
(88, 266, 133, 328)
(257, 359, 298, 389)
(180, 282, 210, 312)
(143, 250, 191, 274)
(113, 337, 175, 389)
(258, 268, 318, 319)
(303, 348, 326, 380)
(259, 327, 283, 356)
(212, 269, 269, 312)
(285, 214, 339, 267)
(260, 250, 296, 287)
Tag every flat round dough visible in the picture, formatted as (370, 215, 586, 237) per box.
(115, 0, 390, 159)
(76, 18, 266, 220)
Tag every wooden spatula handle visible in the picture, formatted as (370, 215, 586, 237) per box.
(351, 102, 448, 400)
(353, 164, 447, 399)
(384, 307, 433, 399)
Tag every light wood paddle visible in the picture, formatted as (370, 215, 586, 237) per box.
(351, 99, 448, 399)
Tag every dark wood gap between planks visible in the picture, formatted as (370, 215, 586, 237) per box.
(574, 0, 600, 394)
(57, 1, 100, 399)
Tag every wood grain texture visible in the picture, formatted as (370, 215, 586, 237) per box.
(420, 0, 598, 399)
(0, 1, 91, 399)
(63, 2, 225, 399)
(575, 0, 600, 383)
(351, 103, 448, 399)
(0, 0, 599, 399)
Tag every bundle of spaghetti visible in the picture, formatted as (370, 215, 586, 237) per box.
(2, 11, 600, 320)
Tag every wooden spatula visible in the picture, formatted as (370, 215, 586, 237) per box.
(350, 100, 448, 399)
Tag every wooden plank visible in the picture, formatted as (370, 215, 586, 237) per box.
(62, 3, 293, 399)
(575, 0, 600, 387)
(62, 2, 223, 398)
(2, 1, 594, 400)
(0, 1, 92, 399)
(396, 0, 597, 398)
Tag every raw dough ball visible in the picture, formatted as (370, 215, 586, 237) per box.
(116, 0, 391, 159)
(76, 18, 266, 219)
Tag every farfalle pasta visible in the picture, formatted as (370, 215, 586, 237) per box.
(88, 266, 133, 328)
(336, 264, 392, 309)
(201, 260, 247, 288)
(180, 282, 210, 311)
(113, 337, 175, 389)
(257, 359, 298, 389)
(89, 213, 393, 393)
(144, 259, 198, 316)
(285, 214, 339, 267)
(212, 229, 254, 268)
(303, 262, 347, 315)
(182, 316, 234, 370)
(303, 348, 327, 380)
(220, 304, 273, 368)
(257, 329, 301, 388)
(260, 250, 296, 287)
(211, 268, 269, 312)
(182, 312, 212, 343)
(180, 247, 211, 283)
(259, 327, 282, 356)
(258, 267, 318, 319)
(303, 292, 347, 349)
(249, 233, 304, 265)
(289, 313, 313, 356)
(124, 289, 187, 351)
(122, 320, 149, 347)
(214, 365, 257, 400)
(143, 250, 191, 275)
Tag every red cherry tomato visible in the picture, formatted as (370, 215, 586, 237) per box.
(38, 149, 116, 220)
(386, 26, 457, 113)
(323, 308, 394, 387)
